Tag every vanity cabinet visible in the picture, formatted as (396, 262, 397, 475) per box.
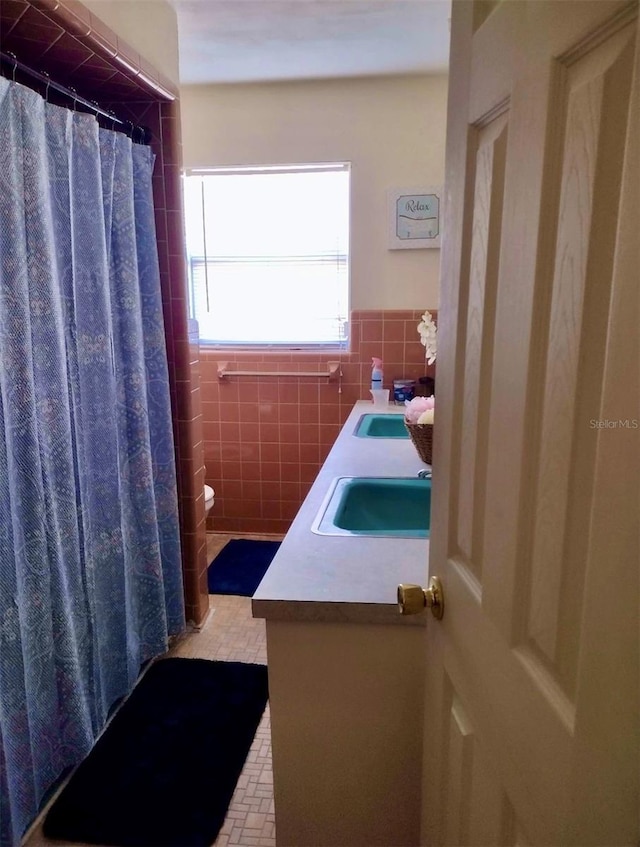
(253, 402, 429, 846)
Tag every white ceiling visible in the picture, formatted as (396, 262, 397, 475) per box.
(171, 0, 451, 85)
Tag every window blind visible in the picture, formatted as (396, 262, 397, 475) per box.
(183, 165, 350, 346)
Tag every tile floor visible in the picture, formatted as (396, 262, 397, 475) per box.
(172, 533, 279, 847)
(24, 533, 281, 847)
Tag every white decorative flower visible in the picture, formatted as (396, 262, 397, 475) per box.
(417, 311, 437, 364)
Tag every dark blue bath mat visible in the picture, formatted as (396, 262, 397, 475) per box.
(43, 658, 269, 847)
(208, 538, 280, 596)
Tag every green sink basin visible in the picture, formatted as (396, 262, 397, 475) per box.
(313, 477, 431, 537)
(354, 414, 409, 439)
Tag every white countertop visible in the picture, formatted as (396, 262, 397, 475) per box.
(252, 401, 430, 626)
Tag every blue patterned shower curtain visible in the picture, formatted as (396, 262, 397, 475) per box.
(0, 78, 185, 846)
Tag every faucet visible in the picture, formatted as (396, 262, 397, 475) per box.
(417, 468, 432, 479)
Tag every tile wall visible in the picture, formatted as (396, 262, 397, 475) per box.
(202, 309, 436, 535)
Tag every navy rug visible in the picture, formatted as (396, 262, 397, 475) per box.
(207, 538, 280, 596)
(43, 658, 269, 847)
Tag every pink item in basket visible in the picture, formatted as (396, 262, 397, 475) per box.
(404, 395, 435, 424)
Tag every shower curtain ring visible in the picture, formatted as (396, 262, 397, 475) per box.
(7, 51, 18, 82)
(42, 71, 51, 102)
(68, 86, 78, 111)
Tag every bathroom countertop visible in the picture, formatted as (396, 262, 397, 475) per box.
(252, 401, 430, 626)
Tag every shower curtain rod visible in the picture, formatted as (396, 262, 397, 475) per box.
(0, 51, 149, 142)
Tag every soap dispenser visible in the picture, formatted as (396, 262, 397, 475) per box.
(371, 357, 383, 390)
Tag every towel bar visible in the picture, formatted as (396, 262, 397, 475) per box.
(217, 361, 342, 380)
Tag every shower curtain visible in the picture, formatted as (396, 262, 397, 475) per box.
(0, 78, 185, 846)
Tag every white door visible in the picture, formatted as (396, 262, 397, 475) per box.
(421, 2, 639, 844)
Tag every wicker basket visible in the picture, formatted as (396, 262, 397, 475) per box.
(405, 421, 433, 465)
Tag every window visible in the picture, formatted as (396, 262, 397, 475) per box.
(183, 164, 350, 346)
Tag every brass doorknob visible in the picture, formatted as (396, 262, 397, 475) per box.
(397, 577, 444, 619)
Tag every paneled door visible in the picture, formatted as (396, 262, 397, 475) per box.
(421, 2, 639, 844)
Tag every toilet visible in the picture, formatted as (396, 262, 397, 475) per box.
(204, 484, 215, 517)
